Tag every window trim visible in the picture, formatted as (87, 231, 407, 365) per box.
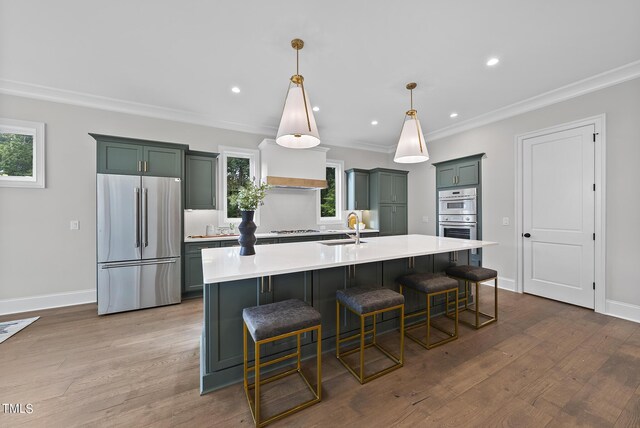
(317, 159, 344, 224)
(0, 118, 45, 188)
(219, 146, 260, 225)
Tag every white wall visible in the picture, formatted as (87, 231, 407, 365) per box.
(404, 77, 640, 314)
(0, 94, 389, 308)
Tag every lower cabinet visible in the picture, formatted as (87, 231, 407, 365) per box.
(184, 242, 220, 294)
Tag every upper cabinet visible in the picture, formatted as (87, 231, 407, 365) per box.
(94, 134, 185, 177)
(345, 169, 369, 210)
(434, 155, 483, 189)
(372, 169, 408, 204)
(185, 151, 218, 210)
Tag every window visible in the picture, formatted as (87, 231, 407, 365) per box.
(0, 119, 45, 188)
(318, 160, 343, 223)
(220, 146, 258, 224)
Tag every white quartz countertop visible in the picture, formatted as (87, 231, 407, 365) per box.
(202, 234, 497, 284)
(185, 229, 379, 242)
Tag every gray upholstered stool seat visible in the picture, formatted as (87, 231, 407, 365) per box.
(396, 272, 459, 350)
(243, 299, 321, 342)
(396, 273, 459, 294)
(444, 264, 498, 329)
(445, 265, 497, 282)
(336, 287, 404, 315)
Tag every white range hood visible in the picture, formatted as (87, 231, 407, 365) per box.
(259, 139, 330, 189)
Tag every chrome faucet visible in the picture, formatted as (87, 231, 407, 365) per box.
(346, 212, 361, 244)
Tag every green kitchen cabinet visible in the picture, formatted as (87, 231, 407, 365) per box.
(435, 155, 482, 188)
(184, 242, 220, 293)
(311, 266, 346, 342)
(93, 134, 186, 177)
(346, 168, 370, 210)
(142, 145, 182, 177)
(96, 141, 143, 175)
(204, 271, 311, 374)
(204, 277, 260, 372)
(377, 204, 408, 236)
(369, 168, 409, 236)
(372, 169, 408, 204)
(185, 151, 218, 210)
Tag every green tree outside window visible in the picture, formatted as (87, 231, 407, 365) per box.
(320, 166, 336, 217)
(0, 133, 33, 177)
(227, 157, 251, 218)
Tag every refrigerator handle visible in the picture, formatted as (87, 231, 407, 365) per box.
(144, 188, 149, 247)
(134, 187, 140, 248)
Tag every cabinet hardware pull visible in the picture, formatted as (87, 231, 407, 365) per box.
(268, 276, 272, 293)
(260, 277, 265, 293)
(144, 161, 148, 172)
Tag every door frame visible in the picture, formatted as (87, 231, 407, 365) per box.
(515, 114, 606, 313)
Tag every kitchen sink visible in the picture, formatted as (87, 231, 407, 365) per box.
(320, 239, 367, 246)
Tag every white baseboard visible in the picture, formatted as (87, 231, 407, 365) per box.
(605, 299, 640, 324)
(481, 277, 517, 292)
(0, 289, 96, 316)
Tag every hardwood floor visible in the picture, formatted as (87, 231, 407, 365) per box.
(1, 289, 639, 427)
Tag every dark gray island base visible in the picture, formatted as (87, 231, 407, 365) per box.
(200, 251, 471, 394)
(200, 235, 495, 394)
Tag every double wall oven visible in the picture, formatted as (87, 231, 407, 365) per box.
(438, 188, 478, 255)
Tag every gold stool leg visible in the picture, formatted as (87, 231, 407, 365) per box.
(475, 281, 480, 328)
(454, 289, 459, 338)
(317, 326, 322, 400)
(426, 293, 431, 347)
(359, 314, 365, 383)
(400, 304, 405, 364)
(254, 340, 261, 425)
(335, 300, 340, 359)
(495, 277, 499, 321)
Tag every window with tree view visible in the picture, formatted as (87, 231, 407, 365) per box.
(226, 156, 251, 218)
(0, 132, 33, 178)
(320, 166, 336, 218)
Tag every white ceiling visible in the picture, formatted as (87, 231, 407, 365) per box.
(1, 0, 640, 151)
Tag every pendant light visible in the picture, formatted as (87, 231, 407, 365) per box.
(393, 82, 429, 163)
(276, 38, 320, 149)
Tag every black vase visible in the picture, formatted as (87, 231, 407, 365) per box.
(238, 210, 257, 256)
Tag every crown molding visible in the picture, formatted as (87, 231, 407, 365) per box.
(3, 59, 639, 152)
(426, 59, 640, 142)
(0, 78, 278, 136)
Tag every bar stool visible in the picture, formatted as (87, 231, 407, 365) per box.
(445, 265, 498, 329)
(242, 299, 322, 427)
(396, 273, 459, 349)
(336, 287, 404, 384)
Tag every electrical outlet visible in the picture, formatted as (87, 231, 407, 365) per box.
(502, 217, 510, 226)
(70, 220, 80, 230)
(422, 216, 429, 223)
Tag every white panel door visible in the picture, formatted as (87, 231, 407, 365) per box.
(523, 125, 595, 308)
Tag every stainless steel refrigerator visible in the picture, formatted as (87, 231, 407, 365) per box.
(97, 174, 182, 315)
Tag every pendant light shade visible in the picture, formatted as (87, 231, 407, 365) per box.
(276, 39, 320, 149)
(394, 83, 429, 164)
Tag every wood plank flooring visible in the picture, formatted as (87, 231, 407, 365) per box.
(1, 289, 639, 427)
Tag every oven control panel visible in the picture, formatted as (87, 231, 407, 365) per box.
(439, 214, 477, 223)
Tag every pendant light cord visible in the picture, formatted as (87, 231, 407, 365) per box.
(295, 45, 312, 132)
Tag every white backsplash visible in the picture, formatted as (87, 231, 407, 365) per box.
(184, 188, 369, 237)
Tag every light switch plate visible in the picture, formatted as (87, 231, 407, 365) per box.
(502, 217, 510, 226)
(70, 220, 80, 230)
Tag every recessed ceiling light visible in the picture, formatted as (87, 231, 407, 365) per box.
(312, 106, 320, 112)
(231, 86, 241, 93)
(486, 57, 500, 67)
(450, 112, 458, 118)
(371, 120, 378, 126)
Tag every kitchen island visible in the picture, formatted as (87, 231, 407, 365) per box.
(200, 234, 496, 394)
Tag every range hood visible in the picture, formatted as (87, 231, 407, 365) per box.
(259, 139, 330, 189)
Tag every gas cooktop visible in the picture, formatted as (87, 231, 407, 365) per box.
(270, 229, 321, 235)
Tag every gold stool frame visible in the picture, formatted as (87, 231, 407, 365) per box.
(243, 322, 322, 427)
(399, 285, 459, 349)
(447, 276, 498, 329)
(335, 301, 404, 384)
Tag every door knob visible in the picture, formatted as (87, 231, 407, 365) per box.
(523, 233, 531, 238)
